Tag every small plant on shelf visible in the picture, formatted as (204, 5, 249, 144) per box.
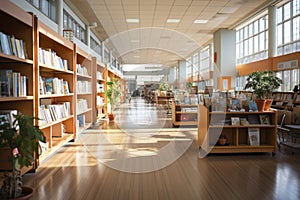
(0, 113, 46, 199)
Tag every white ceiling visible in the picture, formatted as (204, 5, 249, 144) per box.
(68, 0, 278, 67)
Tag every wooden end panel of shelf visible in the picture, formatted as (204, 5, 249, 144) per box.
(198, 105, 209, 147)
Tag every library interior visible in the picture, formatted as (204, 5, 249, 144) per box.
(0, 0, 300, 199)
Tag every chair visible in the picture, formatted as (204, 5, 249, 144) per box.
(277, 114, 289, 149)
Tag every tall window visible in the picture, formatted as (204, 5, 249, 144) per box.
(277, 0, 300, 55)
(192, 53, 199, 77)
(26, 0, 57, 22)
(90, 37, 102, 56)
(186, 57, 192, 79)
(63, 11, 86, 44)
(236, 14, 268, 65)
(200, 46, 211, 78)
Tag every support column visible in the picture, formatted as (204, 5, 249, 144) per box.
(213, 28, 236, 90)
(268, 6, 277, 58)
(178, 60, 187, 89)
(57, 0, 63, 35)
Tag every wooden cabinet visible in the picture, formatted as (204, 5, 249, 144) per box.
(172, 102, 198, 127)
(75, 46, 93, 133)
(198, 104, 277, 154)
(37, 20, 75, 161)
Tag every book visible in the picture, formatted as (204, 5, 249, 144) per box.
(248, 128, 260, 146)
(259, 114, 270, 125)
(248, 115, 259, 124)
(45, 78, 53, 94)
(0, 110, 17, 127)
(231, 117, 240, 126)
(240, 118, 249, 126)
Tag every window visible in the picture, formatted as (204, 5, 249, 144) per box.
(63, 11, 86, 44)
(186, 57, 192, 79)
(277, 0, 300, 56)
(193, 53, 199, 77)
(236, 14, 268, 65)
(200, 45, 211, 78)
(26, 0, 57, 22)
(90, 37, 102, 56)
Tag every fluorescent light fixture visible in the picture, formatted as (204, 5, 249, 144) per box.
(194, 19, 208, 24)
(126, 18, 139, 23)
(131, 40, 140, 43)
(133, 55, 140, 58)
(167, 19, 180, 23)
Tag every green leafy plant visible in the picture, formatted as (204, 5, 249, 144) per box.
(0, 113, 46, 199)
(104, 78, 122, 115)
(244, 70, 282, 100)
(158, 81, 169, 91)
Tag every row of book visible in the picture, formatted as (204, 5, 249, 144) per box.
(38, 47, 69, 71)
(97, 83, 104, 93)
(77, 64, 89, 76)
(77, 99, 89, 114)
(97, 71, 104, 80)
(0, 32, 27, 59)
(39, 102, 71, 125)
(0, 69, 27, 97)
(39, 76, 70, 95)
(77, 80, 92, 94)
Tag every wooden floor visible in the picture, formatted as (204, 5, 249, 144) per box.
(23, 98, 300, 200)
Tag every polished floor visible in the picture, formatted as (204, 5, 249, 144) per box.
(23, 98, 300, 200)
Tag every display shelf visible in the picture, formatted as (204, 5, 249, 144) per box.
(0, 1, 36, 173)
(93, 58, 107, 121)
(36, 19, 75, 162)
(172, 102, 198, 127)
(75, 46, 93, 134)
(198, 104, 277, 154)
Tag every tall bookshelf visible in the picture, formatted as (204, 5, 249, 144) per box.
(75, 46, 93, 133)
(0, 1, 36, 172)
(94, 59, 107, 120)
(37, 20, 75, 161)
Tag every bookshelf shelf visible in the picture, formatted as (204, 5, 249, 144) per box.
(39, 115, 74, 129)
(75, 46, 93, 134)
(172, 101, 198, 127)
(0, 96, 34, 101)
(198, 104, 277, 154)
(40, 93, 74, 98)
(77, 108, 92, 115)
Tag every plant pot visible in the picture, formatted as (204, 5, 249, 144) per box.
(218, 138, 227, 145)
(255, 99, 266, 111)
(108, 114, 115, 121)
(6, 186, 34, 200)
(264, 99, 273, 111)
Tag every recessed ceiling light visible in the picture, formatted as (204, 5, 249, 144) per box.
(194, 19, 208, 24)
(167, 19, 180, 23)
(126, 18, 139, 23)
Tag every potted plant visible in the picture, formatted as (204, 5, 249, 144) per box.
(158, 82, 169, 96)
(0, 113, 46, 199)
(244, 70, 282, 111)
(104, 78, 122, 121)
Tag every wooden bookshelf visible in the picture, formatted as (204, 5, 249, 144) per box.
(0, 2, 36, 173)
(94, 59, 107, 120)
(198, 104, 277, 154)
(75, 45, 93, 134)
(172, 102, 198, 127)
(37, 19, 75, 162)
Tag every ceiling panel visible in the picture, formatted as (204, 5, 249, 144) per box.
(71, 0, 277, 69)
